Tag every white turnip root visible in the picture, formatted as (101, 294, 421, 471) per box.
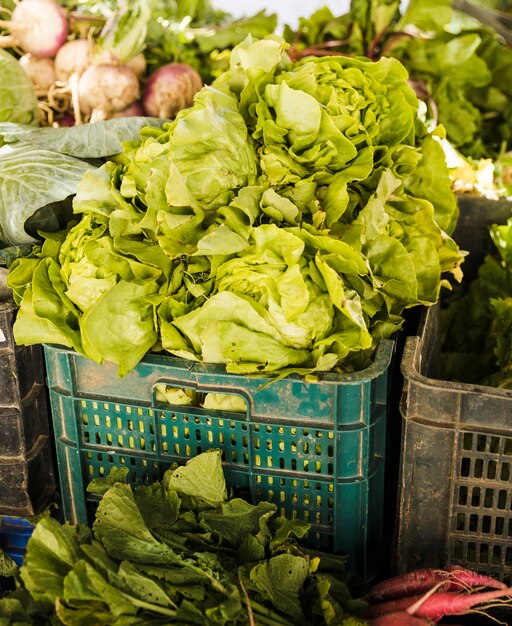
(142, 63, 203, 119)
(0, 0, 68, 58)
(125, 52, 146, 78)
(77, 62, 139, 122)
(18, 53, 56, 92)
(54, 38, 92, 82)
(107, 100, 144, 119)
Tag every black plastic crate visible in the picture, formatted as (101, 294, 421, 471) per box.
(395, 196, 512, 581)
(0, 300, 57, 516)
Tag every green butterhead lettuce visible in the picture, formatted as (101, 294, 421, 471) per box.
(9, 36, 464, 376)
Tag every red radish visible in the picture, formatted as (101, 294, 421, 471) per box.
(368, 612, 434, 625)
(77, 62, 139, 122)
(369, 566, 506, 601)
(54, 38, 92, 82)
(0, 0, 68, 58)
(366, 593, 431, 618)
(142, 62, 203, 119)
(18, 53, 55, 92)
(407, 587, 512, 621)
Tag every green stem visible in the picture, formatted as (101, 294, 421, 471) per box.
(121, 593, 177, 617)
(243, 598, 296, 626)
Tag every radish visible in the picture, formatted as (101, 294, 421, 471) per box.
(369, 566, 507, 601)
(0, 0, 68, 58)
(54, 38, 92, 82)
(408, 587, 512, 621)
(77, 62, 139, 122)
(18, 53, 56, 93)
(142, 62, 203, 119)
(368, 612, 433, 625)
(366, 587, 512, 621)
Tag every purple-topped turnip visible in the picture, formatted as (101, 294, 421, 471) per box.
(0, 0, 68, 58)
(143, 62, 203, 119)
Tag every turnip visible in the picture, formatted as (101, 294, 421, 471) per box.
(77, 62, 139, 122)
(18, 53, 56, 93)
(54, 38, 92, 82)
(0, 0, 68, 58)
(107, 100, 144, 119)
(125, 52, 146, 78)
(142, 62, 203, 119)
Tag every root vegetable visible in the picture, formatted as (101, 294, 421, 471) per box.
(1, 0, 68, 58)
(125, 52, 146, 78)
(54, 38, 92, 82)
(409, 587, 512, 621)
(368, 612, 433, 625)
(107, 100, 144, 118)
(369, 567, 507, 602)
(77, 62, 139, 122)
(142, 62, 202, 119)
(18, 53, 55, 92)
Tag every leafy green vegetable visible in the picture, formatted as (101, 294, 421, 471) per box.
(9, 37, 463, 376)
(284, 0, 512, 162)
(0, 50, 38, 127)
(0, 451, 368, 625)
(0, 120, 168, 246)
(441, 218, 512, 388)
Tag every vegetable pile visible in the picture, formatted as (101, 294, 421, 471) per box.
(0, 450, 368, 625)
(0, 0, 277, 127)
(8, 36, 464, 376)
(365, 566, 512, 624)
(441, 217, 512, 388)
(283, 0, 512, 198)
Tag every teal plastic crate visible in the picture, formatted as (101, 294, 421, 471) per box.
(43, 342, 394, 580)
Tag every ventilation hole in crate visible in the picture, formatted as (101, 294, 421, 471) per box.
(267, 457, 273, 468)
(488, 460, 497, 480)
(469, 514, 479, 532)
(117, 435, 123, 447)
(474, 459, 484, 478)
(479, 543, 490, 564)
(149, 422, 154, 435)
(81, 413, 89, 426)
(483, 488, 495, 508)
(463, 433, 473, 450)
(95, 432, 102, 445)
(183, 428, 190, 440)
(129, 436, 135, 449)
(304, 460, 309, 473)
(195, 429, 201, 442)
(88, 465, 93, 476)
(231, 451, 237, 463)
(290, 458, 296, 470)
(254, 438, 260, 450)
(490, 436, 500, 453)
(456, 513, 465, 531)
(467, 541, 477, 563)
(266, 440, 272, 452)
(92, 401, 98, 410)
(497, 490, 508, 509)
(471, 487, 481, 507)
(476, 435, 487, 452)
(242, 435, 248, 447)
(327, 444, 333, 458)
(504, 439, 512, 455)
(105, 416, 111, 428)
(243, 452, 249, 464)
(328, 462, 334, 474)
(506, 546, 512, 565)
(171, 443, 177, 454)
(501, 463, 511, 481)
(461, 457, 471, 477)
(84, 430, 90, 444)
(482, 516, 491, 534)
(115, 417, 121, 429)
(496, 517, 505, 536)
(255, 455, 261, 467)
(280, 491, 286, 503)
(453, 540, 464, 560)
(458, 486, 468, 506)
(94, 414, 100, 427)
(185, 444, 191, 456)
(328, 496, 334, 508)
(292, 493, 298, 505)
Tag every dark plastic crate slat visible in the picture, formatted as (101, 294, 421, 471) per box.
(44, 340, 394, 580)
(396, 197, 512, 582)
(0, 300, 57, 516)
